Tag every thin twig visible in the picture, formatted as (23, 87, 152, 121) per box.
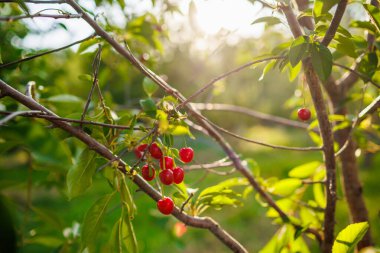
(333, 63, 380, 89)
(192, 103, 310, 130)
(0, 13, 82, 21)
(0, 0, 65, 3)
(0, 34, 96, 69)
(176, 56, 285, 110)
(180, 193, 194, 213)
(80, 45, 102, 128)
(0, 110, 43, 126)
(197, 113, 322, 151)
(0, 110, 147, 130)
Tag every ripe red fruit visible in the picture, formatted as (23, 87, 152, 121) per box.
(149, 142, 163, 159)
(134, 143, 148, 159)
(173, 167, 184, 184)
(159, 169, 174, 185)
(297, 108, 311, 121)
(157, 197, 174, 215)
(160, 156, 174, 170)
(174, 222, 187, 237)
(141, 164, 155, 181)
(179, 147, 194, 163)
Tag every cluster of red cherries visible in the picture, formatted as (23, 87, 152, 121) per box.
(134, 142, 194, 215)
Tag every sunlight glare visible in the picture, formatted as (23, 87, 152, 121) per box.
(192, 0, 262, 36)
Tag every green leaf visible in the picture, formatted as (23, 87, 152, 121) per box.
(350, 21, 377, 34)
(15, 0, 30, 14)
(363, 4, 380, 33)
(251, 16, 281, 26)
(332, 222, 369, 253)
(117, 0, 125, 9)
(358, 52, 378, 78)
(109, 219, 123, 253)
(46, 94, 83, 104)
(289, 161, 321, 179)
(66, 148, 97, 199)
(269, 178, 302, 196)
(333, 35, 358, 58)
(139, 98, 157, 117)
(77, 38, 98, 54)
(121, 207, 138, 253)
(81, 192, 116, 251)
(259, 60, 276, 81)
(31, 206, 63, 230)
(310, 43, 333, 81)
(142, 77, 158, 97)
(289, 36, 309, 67)
(120, 177, 136, 219)
(288, 61, 302, 82)
(78, 74, 93, 82)
(313, 0, 338, 20)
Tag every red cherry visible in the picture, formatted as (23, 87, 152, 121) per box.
(134, 143, 148, 159)
(149, 142, 163, 159)
(141, 164, 155, 181)
(174, 222, 187, 237)
(297, 108, 311, 121)
(179, 147, 194, 163)
(159, 169, 174, 185)
(173, 167, 184, 184)
(157, 197, 174, 215)
(160, 156, 174, 170)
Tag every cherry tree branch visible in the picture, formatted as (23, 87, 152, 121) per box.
(0, 0, 65, 3)
(0, 34, 96, 69)
(0, 13, 82, 21)
(281, 4, 337, 252)
(0, 110, 146, 130)
(191, 103, 310, 130)
(333, 63, 380, 89)
(0, 79, 248, 253)
(321, 0, 348, 47)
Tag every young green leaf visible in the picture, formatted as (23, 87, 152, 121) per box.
(120, 177, 136, 219)
(143, 77, 158, 97)
(363, 4, 380, 33)
(269, 178, 302, 196)
(66, 148, 97, 199)
(121, 207, 138, 253)
(289, 161, 321, 179)
(310, 43, 333, 81)
(313, 0, 338, 21)
(251, 16, 281, 26)
(289, 36, 309, 67)
(81, 192, 116, 251)
(139, 98, 157, 117)
(332, 222, 369, 253)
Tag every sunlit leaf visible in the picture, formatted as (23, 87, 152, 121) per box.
(143, 77, 158, 97)
(269, 178, 302, 196)
(120, 177, 136, 219)
(313, 0, 338, 21)
(332, 222, 369, 253)
(289, 161, 321, 179)
(66, 148, 97, 199)
(363, 4, 380, 33)
(251, 16, 281, 26)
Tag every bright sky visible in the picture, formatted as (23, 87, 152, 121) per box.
(20, 0, 271, 50)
